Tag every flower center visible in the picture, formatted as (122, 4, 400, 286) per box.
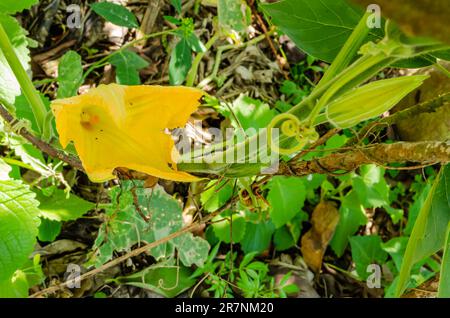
(80, 109, 100, 130)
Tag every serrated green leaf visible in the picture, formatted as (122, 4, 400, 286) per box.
(35, 189, 94, 222)
(90, 2, 139, 28)
(58, 51, 83, 98)
(109, 50, 149, 85)
(266, 176, 306, 228)
(349, 235, 388, 280)
(0, 0, 38, 14)
(330, 190, 368, 257)
(169, 38, 192, 85)
(0, 14, 31, 104)
(0, 180, 40, 281)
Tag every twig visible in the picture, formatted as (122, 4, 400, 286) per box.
(0, 103, 84, 171)
(282, 141, 450, 177)
(29, 195, 238, 298)
(248, 0, 289, 78)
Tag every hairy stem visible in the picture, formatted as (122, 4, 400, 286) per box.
(0, 23, 48, 135)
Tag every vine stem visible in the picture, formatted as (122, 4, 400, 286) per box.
(0, 23, 48, 134)
(185, 33, 219, 87)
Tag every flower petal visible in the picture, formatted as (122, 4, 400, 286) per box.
(51, 84, 204, 182)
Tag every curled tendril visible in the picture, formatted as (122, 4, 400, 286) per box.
(267, 113, 319, 155)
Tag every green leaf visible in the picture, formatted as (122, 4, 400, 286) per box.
(109, 50, 149, 85)
(14, 93, 51, 133)
(0, 255, 44, 298)
(353, 165, 389, 208)
(57, 51, 83, 98)
(0, 180, 40, 281)
(438, 222, 450, 298)
(200, 179, 234, 213)
(224, 95, 276, 134)
(212, 211, 246, 243)
(93, 182, 209, 267)
(262, 0, 435, 67)
(266, 176, 306, 228)
(381, 237, 409, 272)
(218, 0, 249, 34)
(35, 189, 94, 222)
(273, 211, 307, 251)
(326, 76, 428, 129)
(330, 190, 368, 257)
(404, 183, 432, 235)
(90, 2, 139, 28)
(273, 227, 293, 251)
(349, 235, 388, 280)
(0, 0, 38, 14)
(11, 143, 47, 176)
(0, 14, 31, 104)
(185, 33, 206, 53)
(261, 0, 382, 63)
(396, 165, 450, 296)
(169, 38, 192, 85)
(118, 265, 196, 298)
(0, 270, 28, 298)
(170, 0, 182, 14)
(37, 218, 62, 242)
(240, 220, 275, 254)
(173, 234, 210, 267)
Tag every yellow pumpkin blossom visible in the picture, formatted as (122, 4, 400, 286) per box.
(51, 84, 204, 182)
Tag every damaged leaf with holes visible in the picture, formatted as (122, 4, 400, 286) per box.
(92, 181, 209, 267)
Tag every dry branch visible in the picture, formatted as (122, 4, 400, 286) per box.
(283, 141, 450, 177)
(0, 103, 84, 171)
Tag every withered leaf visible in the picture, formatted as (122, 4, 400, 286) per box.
(301, 201, 340, 273)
